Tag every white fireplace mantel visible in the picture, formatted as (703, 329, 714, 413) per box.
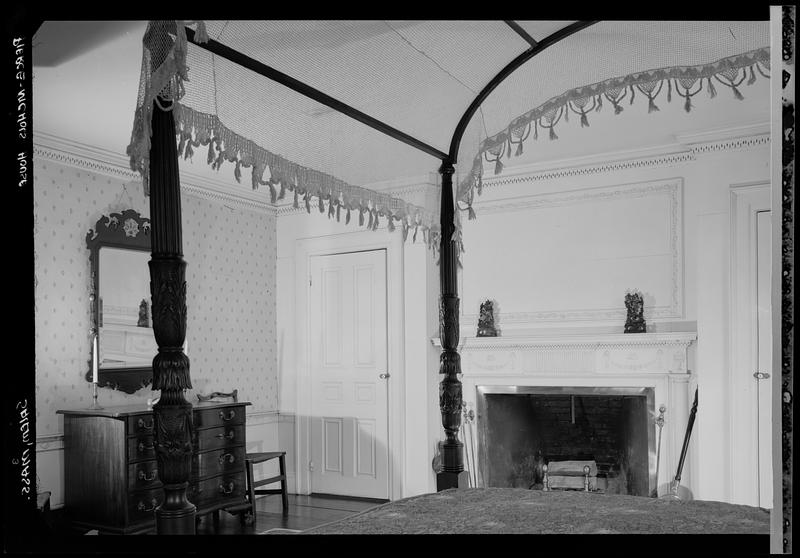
(431, 332, 697, 376)
(432, 331, 698, 495)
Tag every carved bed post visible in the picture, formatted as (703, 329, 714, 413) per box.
(436, 161, 470, 491)
(147, 22, 196, 534)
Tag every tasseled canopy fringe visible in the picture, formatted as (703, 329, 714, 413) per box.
(164, 105, 442, 252)
(454, 47, 770, 222)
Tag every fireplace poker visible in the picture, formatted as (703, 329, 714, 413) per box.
(653, 404, 666, 497)
(664, 387, 698, 500)
(461, 405, 477, 488)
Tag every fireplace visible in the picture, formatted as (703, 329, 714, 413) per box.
(476, 386, 654, 496)
(441, 331, 697, 497)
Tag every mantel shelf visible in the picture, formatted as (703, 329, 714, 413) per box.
(430, 331, 697, 351)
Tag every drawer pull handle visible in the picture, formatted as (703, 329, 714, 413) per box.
(137, 418, 153, 430)
(137, 498, 158, 512)
(219, 410, 236, 421)
(219, 481, 235, 495)
(137, 441, 155, 453)
(138, 470, 157, 482)
(218, 452, 236, 465)
(215, 431, 235, 440)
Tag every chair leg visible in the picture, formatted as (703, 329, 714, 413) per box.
(246, 459, 257, 523)
(279, 454, 289, 515)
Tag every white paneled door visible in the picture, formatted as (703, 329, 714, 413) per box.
(755, 210, 772, 509)
(308, 249, 389, 499)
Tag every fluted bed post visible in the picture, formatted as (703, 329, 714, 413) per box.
(148, 84, 196, 534)
(436, 161, 470, 491)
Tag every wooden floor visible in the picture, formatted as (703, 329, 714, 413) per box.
(194, 493, 383, 535)
(47, 494, 383, 536)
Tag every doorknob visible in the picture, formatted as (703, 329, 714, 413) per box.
(753, 371, 770, 380)
(379, 373, 390, 380)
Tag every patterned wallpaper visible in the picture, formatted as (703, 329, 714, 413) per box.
(33, 156, 278, 437)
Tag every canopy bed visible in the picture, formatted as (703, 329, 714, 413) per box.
(119, 19, 776, 535)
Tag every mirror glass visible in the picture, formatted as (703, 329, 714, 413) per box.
(86, 209, 154, 393)
(98, 247, 156, 369)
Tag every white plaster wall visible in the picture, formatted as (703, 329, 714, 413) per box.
(402, 240, 441, 496)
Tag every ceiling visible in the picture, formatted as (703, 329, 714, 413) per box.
(32, 20, 771, 197)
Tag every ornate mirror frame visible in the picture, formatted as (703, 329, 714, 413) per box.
(85, 209, 153, 393)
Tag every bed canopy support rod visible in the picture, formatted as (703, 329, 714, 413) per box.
(448, 20, 598, 161)
(435, 20, 598, 491)
(184, 27, 449, 162)
(504, 20, 539, 48)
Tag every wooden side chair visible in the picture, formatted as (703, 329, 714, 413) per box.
(245, 451, 289, 522)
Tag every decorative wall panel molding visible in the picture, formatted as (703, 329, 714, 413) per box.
(462, 178, 684, 327)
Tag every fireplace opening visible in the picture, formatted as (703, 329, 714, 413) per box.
(476, 386, 654, 496)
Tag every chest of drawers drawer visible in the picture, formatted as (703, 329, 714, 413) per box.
(194, 406, 245, 429)
(192, 472, 246, 506)
(195, 424, 244, 453)
(128, 414, 155, 436)
(128, 487, 165, 525)
(194, 446, 246, 479)
(128, 435, 157, 462)
(128, 460, 161, 491)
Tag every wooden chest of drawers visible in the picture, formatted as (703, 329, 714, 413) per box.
(58, 401, 250, 534)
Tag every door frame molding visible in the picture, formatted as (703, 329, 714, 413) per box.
(294, 230, 405, 500)
(728, 181, 770, 506)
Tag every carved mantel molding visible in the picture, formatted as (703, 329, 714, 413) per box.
(444, 331, 699, 494)
(432, 332, 697, 376)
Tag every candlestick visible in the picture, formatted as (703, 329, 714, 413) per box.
(89, 380, 103, 410)
(87, 332, 103, 409)
(92, 334, 99, 384)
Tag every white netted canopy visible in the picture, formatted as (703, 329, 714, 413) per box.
(127, 20, 770, 251)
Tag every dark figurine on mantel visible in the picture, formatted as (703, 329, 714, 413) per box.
(477, 299, 499, 337)
(624, 290, 647, 333)
(137, 298, 150, 328)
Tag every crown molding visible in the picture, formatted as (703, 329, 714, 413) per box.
(33, 131, 277, 214)
(33, 132, 140, 181)
(478, 122, 770, 190)
(674, 121, 770, 146)
(675, 122, 771, 155)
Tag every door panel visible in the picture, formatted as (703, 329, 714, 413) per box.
(309, 249, 389, 498)
(756, 210, 772, 509)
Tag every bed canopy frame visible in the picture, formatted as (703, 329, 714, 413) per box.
(127, 19, 771, 533)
